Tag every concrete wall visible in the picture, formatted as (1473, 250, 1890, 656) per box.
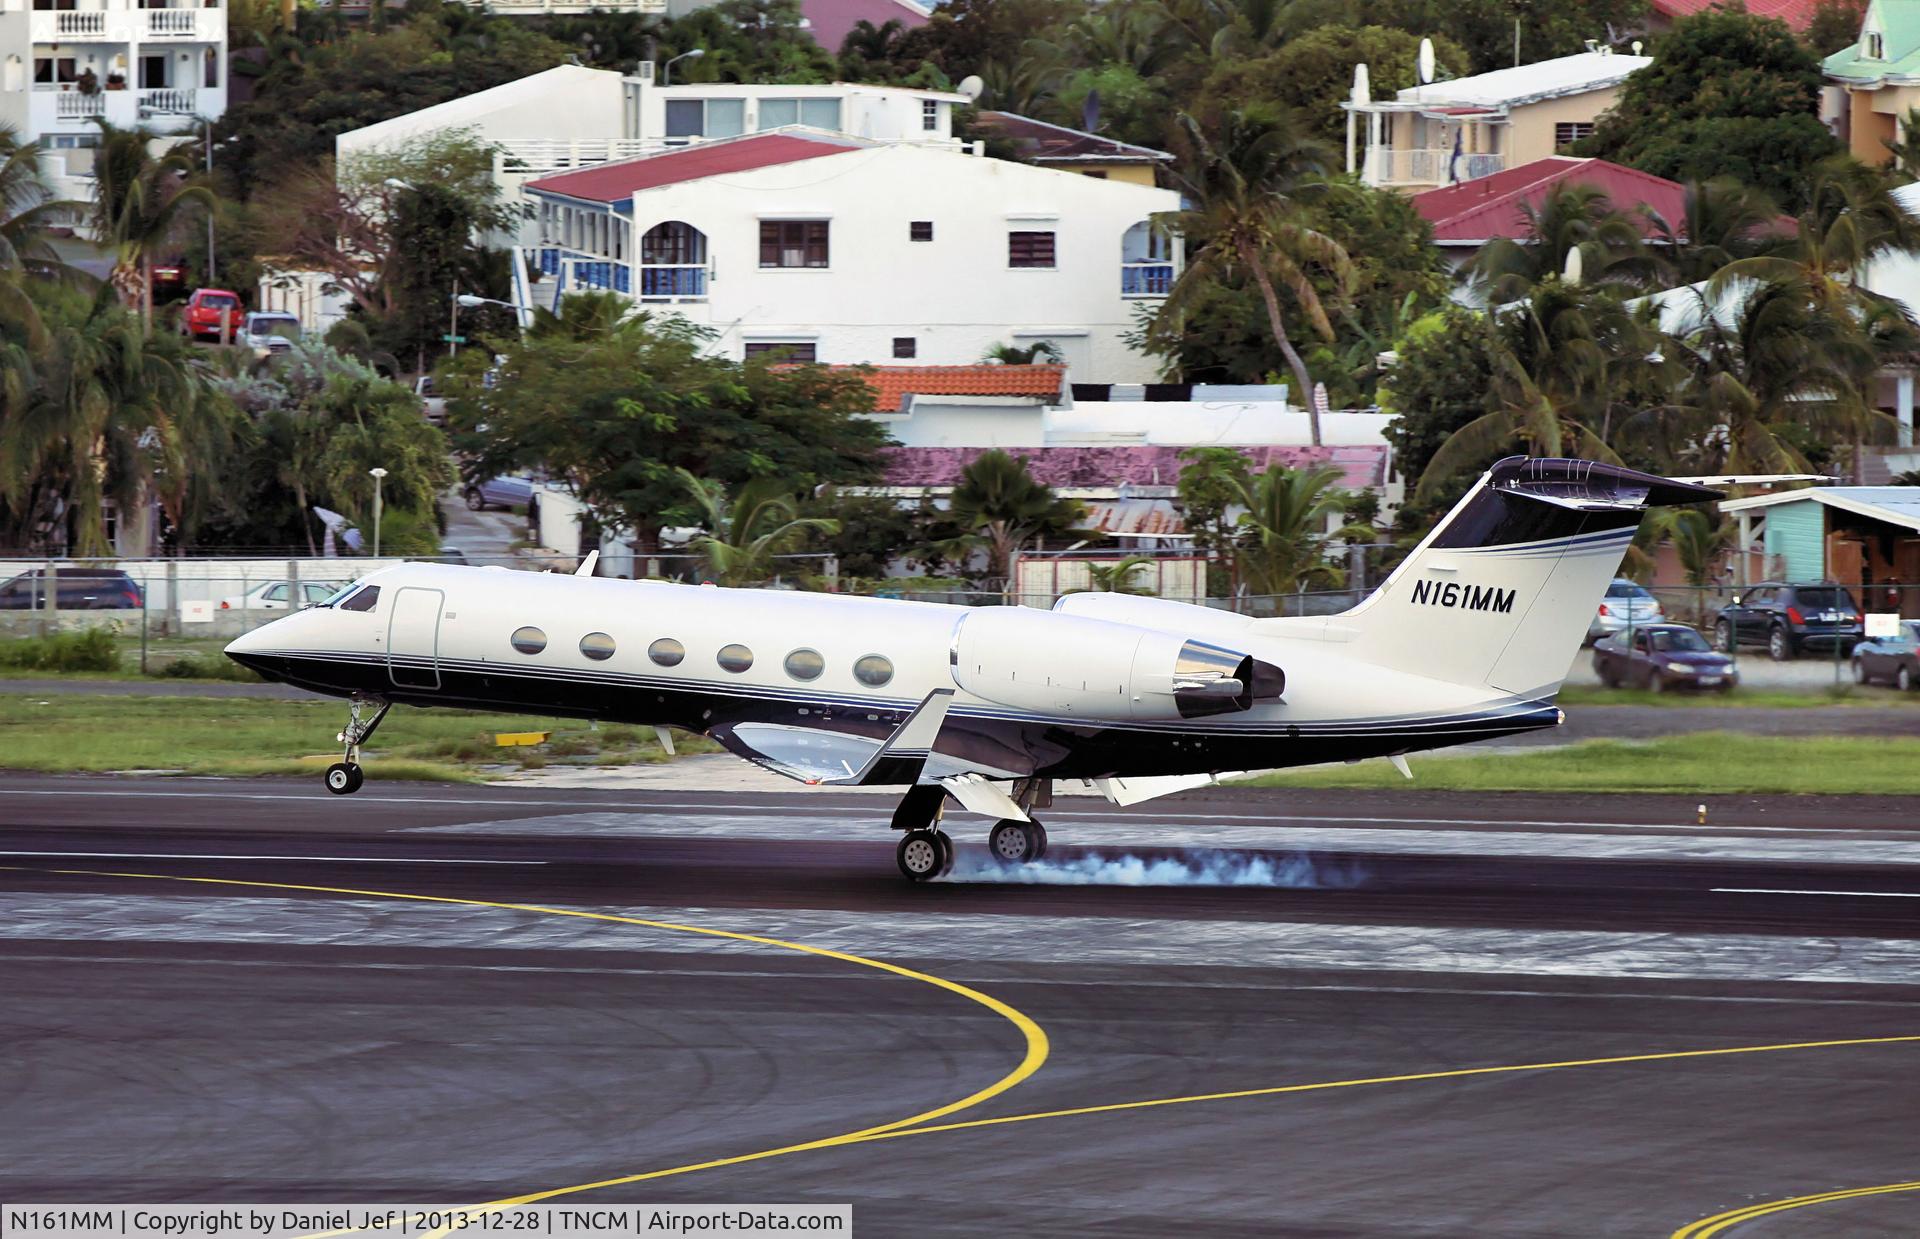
(1507, 89, 1621, 166)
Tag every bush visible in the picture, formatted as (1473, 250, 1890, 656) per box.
(155, 652, 262, 681)
(0, 628, 121, 672)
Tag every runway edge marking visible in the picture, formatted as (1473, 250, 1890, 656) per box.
(1670, 1179, 1920, 1238)
(7, 866, 1050, 1232)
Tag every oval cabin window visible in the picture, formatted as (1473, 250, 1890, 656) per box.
(511, 626, 547, 655)
(580, 632, 616, 661)
(784, 648, 825, 681)
(648, 637, 686, 667)
(853, 654, 894, 686)
(717, 644, 754, 673)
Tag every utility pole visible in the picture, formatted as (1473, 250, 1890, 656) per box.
(203, 117, 216, 284)
(449, 278, 460, 358)
(369, 468, 388, 558)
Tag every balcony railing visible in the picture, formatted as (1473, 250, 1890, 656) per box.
(55, 10, 107, 37)
(1121, 262, 1175, 298)
(55, 92, 107, 119)
(1362, 146, 1506, 188)
(637, 264, 708, 300)
(497, 138, 661, 175)
(146, 9, 198, 35)
(139, 88, 198, 116)
(535, 249, 713, 301)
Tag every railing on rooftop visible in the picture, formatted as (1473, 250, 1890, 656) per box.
(497, 138, 663, 175)
(139, 87, 198, 116)
(145, 9, 198, 35)
(1362, 147, 1505, 188)
(55, 10, 106, 36)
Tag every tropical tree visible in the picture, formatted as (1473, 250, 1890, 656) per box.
(88, 120, 215, 323)
(1153, 102, 1354, 445)
(1084, 554, 1157, 594)
(1641, 177, 1787, 287)
(983, 340, 1063, 364)
(1229, 463, 1346, 597)
(677, 471, 840, 585)
(945, 448, 1084, 592)
(1469, 182, 1654, 305)
(0, 125, 71, 284)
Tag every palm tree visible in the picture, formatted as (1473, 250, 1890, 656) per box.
(1155, 103, 1353, 445)
(89, 119, 215, 325)
(1470, 182, 1653, 304)
(983, 340, 1062, 365)
(1085, 555, 1156, 594)
(1642, 178, 1786, 287)
(945, 449, 1084, 593)
(1229, 463, 1345, 598)
(0, 124, 72, 283)
(677, 471, 840, 586)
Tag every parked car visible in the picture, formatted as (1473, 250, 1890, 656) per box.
(181, 288, 245, 341)
(150, 260, 188, 302)
(416, 375, 448, 427)
(1592, 623, 1738, 692)
(217, 580, 345, 612)
(0, 568, 144, 610)
(1852, 619, 1920, 690)
(1714, 582, 1862, 660)
(465, 474, 534, 510)
(242, 311, 302, 358)
(1586, 578, 1664, 644)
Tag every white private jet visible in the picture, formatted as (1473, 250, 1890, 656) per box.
(226, 456, 1721, 880)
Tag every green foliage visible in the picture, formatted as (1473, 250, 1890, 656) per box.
(1174, 447, 1251, 563)
(1230, 464, 1347, 594)
(802, 488, 932, 579)
(654, 0, 837, 84)
(1198, 26, 1471, 145)
(945, 448, 1084, 588)
(1379, 306, 1498, 491)
(678, 471, 840, 585)
(1082, 554, 1157, 594)
(1804, 0, 1868, 57)
(1580, 7, 1838, 208)
(0, 628, 120, 672)
(447, 293, 888, 548)
(157, 651, 263, 681)
(1359, 0, 1649, 74)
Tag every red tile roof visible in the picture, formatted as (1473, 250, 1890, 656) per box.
(882, 445, 1390, 491)
(837, 364, 1069, 412)
(525, 134, 860, 204)
(1411, 157, 1689, 244)
(1651, 0, 1818, 31)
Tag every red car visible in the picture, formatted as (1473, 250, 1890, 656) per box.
(181, 288, 244, 340)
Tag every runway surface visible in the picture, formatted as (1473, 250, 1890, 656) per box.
(3, 773, 1918, 1236)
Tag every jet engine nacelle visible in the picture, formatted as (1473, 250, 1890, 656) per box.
(950, 607, 1284, 721)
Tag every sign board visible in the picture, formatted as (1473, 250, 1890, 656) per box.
(1865, 612, 1903, 639)
(179, 600, 213, 625)
(441, 334, 467, 344)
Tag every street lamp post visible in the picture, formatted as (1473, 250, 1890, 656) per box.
(456, 292, 522, 335)
(369, 468, 389, 558)
(663, 48, 705, 86)
(203, 117, 216, 284)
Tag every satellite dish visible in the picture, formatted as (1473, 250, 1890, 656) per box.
(1418, 37, 1436, 85)
(1632, 39, 1644, 54)
(956, 74, 984, 103)
(1351, 62, 1370, 106)
(1562, 246, 1584, 286)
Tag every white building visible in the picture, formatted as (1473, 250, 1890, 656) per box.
(0, 0, 227, 204)
(334, 63, 966, 242)
(521, 129, 1181, 380)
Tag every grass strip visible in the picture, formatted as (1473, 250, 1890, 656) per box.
(1556, 684, 1920, 708)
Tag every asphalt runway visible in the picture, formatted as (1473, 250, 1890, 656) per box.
(3, 773, 1918, 1237)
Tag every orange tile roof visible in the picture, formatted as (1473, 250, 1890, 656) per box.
(839, 364, 1069, 412)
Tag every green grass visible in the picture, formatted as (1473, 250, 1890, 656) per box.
(0, 694, 714, 779)
(1234, 734, 1920, 796)
(0, 632, 262, 681)
(1557, 684, 1920, 708)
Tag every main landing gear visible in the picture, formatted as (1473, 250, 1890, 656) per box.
(988, 819, 1049, 863)
(324, 694, 390, 796)
(889, 781, 1053, 881)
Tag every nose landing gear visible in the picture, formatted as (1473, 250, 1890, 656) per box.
(324, 694, 390, 796)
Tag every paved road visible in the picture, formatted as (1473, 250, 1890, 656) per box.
(2, 775, 1917, 1235)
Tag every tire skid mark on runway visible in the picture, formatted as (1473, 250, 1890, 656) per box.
(3, 866, 1051, 1230)
(1670, 1179, 1920, 1237)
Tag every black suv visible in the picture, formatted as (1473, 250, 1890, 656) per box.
(1714, 582, 1862, 660)
(0, 568, 145, 610)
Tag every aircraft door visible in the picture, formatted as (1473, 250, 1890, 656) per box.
(387, 587, 444, 690)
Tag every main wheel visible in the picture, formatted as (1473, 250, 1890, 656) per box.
(1900, 665, 1915, 692)
(1024, 821, 1049, 860)
(1715, 620, 1734, 652)
(934, 829, 956, 877)
(324, 762, 360, 795)
(989, 819, 1037, 864)
(897, 829, 944, 882)
(1768, 626, 1792, 661)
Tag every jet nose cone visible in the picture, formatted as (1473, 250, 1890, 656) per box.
(224, 624, 284, 680)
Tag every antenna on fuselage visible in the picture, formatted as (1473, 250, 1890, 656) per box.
(575, 550, 600, 577)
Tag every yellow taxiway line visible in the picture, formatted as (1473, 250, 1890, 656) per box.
(1670, 1180, 1920, 1238)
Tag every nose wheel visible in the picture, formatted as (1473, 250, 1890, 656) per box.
(988, 819, 1048, 864)
(325, 695, 389, 795)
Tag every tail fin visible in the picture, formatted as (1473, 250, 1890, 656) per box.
(1276, 458, 1721, 698)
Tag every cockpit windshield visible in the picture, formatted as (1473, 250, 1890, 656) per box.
(317, 581, 363, 607)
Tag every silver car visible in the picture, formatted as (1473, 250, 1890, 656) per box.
(243, 311, 302, 358)
(1586, 577, 1665, 643)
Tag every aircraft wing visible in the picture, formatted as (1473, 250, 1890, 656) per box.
(1666, 473, 1832, 486)
(716, 689, 954, 787)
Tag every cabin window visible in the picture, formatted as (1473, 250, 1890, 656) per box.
(784, 648, 825, 680)
(717, 643, 754, 673)
(338, 585, 380, 613)
(648, 637, 686, 666)
(853, 654, 893, 686)
(510, 626, 547, 655)
(580, 632, 616, 661)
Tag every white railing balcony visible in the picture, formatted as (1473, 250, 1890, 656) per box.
(497, 138, 662, 175)
(146, 9, 198, 36)
(1121, 262, 1175, 298)
(55, 10, 107, 37)
(55, 92, 107, 120)
(1362, 146, 1506, 189)
(139, 87, 198, 116)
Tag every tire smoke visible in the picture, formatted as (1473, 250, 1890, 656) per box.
(948, 848, 1364, 888)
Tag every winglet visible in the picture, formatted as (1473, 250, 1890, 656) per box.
(821, 688, 954, 787)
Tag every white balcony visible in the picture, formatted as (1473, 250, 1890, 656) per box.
(1361, 146, 1506, 190)
(54, 9, 108, 36)
(29, 87, 140, 133)
(496, 138, 663, 175)
(139, 87, 199, 116)
(145, 8, 199, 36)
